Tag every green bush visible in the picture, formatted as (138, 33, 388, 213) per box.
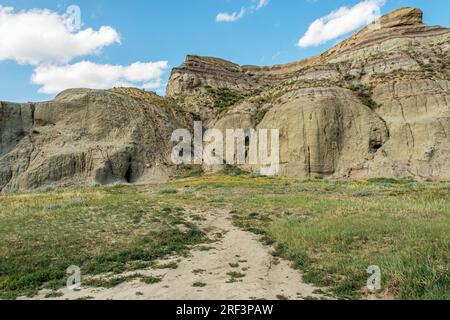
(255, 108, 269, 124)
(159, 188, 178, 194)
(349, 83, 368, 91)
(368, 178, 402, 184)
(207, 87, 245, 113)
(249, 172, 263, 178)
(224, 165, 246, 177)
(348, 83, 379, 109)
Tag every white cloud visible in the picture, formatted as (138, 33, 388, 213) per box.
(0, 5, 120, 65)
(0, 6, 171, 95)
(216, 8, 246, 23)
(31, 61, 169, 94)
(216, 0, 269, 23)
(254, 0, 270, 10)
(297, 0, 386, 48)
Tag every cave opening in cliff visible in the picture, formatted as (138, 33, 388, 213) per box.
(124, 156, 133, 183)
(370, 143, 383, 154)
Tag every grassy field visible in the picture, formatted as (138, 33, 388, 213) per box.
(0, 174, 449, 299)
(0, 185, 206, 299)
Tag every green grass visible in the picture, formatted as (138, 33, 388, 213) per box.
(83, 274, 162, 288)
(159, 188, 178, 194)
(0, 186, 205, 299)
(1, 174, 449, 300)
(177, 165, 204, 178)
(223, 165, 247, 177)
(167, 175, 450, 299)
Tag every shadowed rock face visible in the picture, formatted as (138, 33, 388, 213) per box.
(1, 7, 450, 190)
(0, 102, 35, 156)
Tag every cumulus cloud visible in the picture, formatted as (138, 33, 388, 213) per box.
(0, 6, 120, 65)
(297, 0, 386, 48)
(216, 0, 269, 23)
(0, 6, 170, 95)
(31, 61, 169, 94)
(216, 8, 246, 23)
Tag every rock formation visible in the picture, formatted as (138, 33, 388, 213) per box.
(0, 88, 193, 191)
(168, 7, 450, 180)
(1, 7, 450, 191)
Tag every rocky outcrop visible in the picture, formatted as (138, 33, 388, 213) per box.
(168, 8, 449, 91)
(380, 7, 423, 28)
(1, 7, 450, 190)
(355, 80, 450, 179)
(170, 7, 450, 180)
(256, 87, 390, 178)
(0, 88, 193, 191)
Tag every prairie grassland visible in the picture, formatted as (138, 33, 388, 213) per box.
(166, 175, 450, 299)
(0, 175, 449, 299)
(0, 185, 205, 299)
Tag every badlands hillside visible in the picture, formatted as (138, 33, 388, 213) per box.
(1, 7, 450, 191)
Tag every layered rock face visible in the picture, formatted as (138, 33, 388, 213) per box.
(169, 7, 450, 180)
(0, 88, 193, 191)
(1, 7, 450, 191)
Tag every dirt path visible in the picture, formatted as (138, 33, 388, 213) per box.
(33, 210, 328, 300)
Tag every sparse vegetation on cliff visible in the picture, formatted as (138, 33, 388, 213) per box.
(349, 83, 380, 109)
(255, 107, 269, 124)
(206, 87, 245, 113)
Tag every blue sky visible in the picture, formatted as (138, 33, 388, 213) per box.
(0, 0, 449, 102)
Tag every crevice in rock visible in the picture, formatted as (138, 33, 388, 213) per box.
(307, 146, 312, 178)
(124, 156, 133, 183)
(30, 103, 35, 126)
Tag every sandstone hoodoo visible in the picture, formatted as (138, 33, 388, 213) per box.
(1, 7, 450, 191)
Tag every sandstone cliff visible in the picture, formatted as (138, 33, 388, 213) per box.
(0, 88, 193, 191)
(168, 7, 450, 180)
(1, 7, 449, 191)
